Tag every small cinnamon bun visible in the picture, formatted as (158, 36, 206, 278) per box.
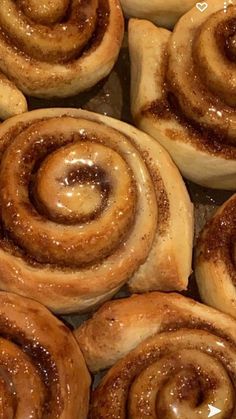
(0, 0, 124, 99)
(129, 1, 236, 189)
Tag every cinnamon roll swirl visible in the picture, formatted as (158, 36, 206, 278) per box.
(129, 0, 236, 189)
(0, 291, 90, 418)
(120, 0, 196, 28)
(0, 108, 193, 313)
(196, 194, 236, 318)
(0, 0, 124, 98)
(76, 292, 236, 418)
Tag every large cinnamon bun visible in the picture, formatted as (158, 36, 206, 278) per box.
(0, 291, 90, 418)
(0, 108, 193, 313)
(76, 292, 236, 418)
(196, 194, 236, 318)
(120, 0, 196, 28)
(129, 0, 236, 189)
(0, 0, 124, 100)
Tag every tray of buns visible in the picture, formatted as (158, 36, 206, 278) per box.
(0, 0, 234, 417)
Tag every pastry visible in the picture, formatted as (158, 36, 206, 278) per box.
(0, 71, 27, 120)
(120, 0, 196, 28)
(0, 0, 124, 100)
(129, 1, 236, 189)
(0, 108, 193, 313)
(196, 194, 236, 318)
(76, 291, 236, 372)
(0, 291, 90, 418)
(76, 292, 236, 418)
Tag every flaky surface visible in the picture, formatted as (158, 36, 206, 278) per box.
(0, 291, 90, 418)
(196, 194, 236, 318)
(129, 0, 236, 189)
(0, 108, 193, 313)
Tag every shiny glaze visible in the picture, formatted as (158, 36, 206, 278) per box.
(0, 0, 124, 99)
(0, 291, 90, 418)
(0, 116, 147, 267)
(0, 0, 98, 62)
(96, 330, 236, 419)
(81, 293, 236, 418)
(0, 109, 165, 313)
(141, 1, 236, 156)
(167, 2, 236, 141)
(0, 108, 193, 314)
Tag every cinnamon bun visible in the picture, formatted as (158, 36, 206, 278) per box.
(120, 0, 196, 28)
(0, 108, 193, 313)
(196, 194, 236, 318)
(129, 0, 236, 189)
(0, 291, 90, 418)
(0, 0, 124, 98)
(76, 292, 236, 418)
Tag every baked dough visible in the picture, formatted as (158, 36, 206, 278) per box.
(196, 194, 236, 318)
(0, 291, 90, 418)
(76, 291, 236, 372)
(0, 108, 193, 313)
(76, 292, 236, 418)
(129, 1, 236, 189)
(120, 0, 196, 28)
(0, 71, 27, 120)
(0, 0, 124, 98)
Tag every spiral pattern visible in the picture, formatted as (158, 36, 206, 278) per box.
(0, 0, 124, 98)
(0, 108, 193, 313)
(129, 0, 236, 189)
(0, 291, 90, 418)
(196, 194, 236, 318)
(76, 293, 236, 418)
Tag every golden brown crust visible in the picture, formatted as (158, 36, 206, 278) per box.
(142, 97, 236, 160)
(129, 2, 236, 189)
(0, 291, 90, 418)
(0, 0, 124, 98)
(76, 292, 236, 418)
(0, 108, 193, 313)
(76, 292, 236, 372)
(195, 194, 236, 318)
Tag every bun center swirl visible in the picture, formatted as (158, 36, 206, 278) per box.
(91, 329, 236, 418)
(0, 117, 138, 267)
(86, 292, 236, 419)
(194, 8, 236, 107)
(35, 143, 113, 224)
(167, 2, 236, 143)
(0, 0, 99, 62)
(0, 0, 124, 99)
(0, 109, 193, 313)
(127, 331, 235, 419)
